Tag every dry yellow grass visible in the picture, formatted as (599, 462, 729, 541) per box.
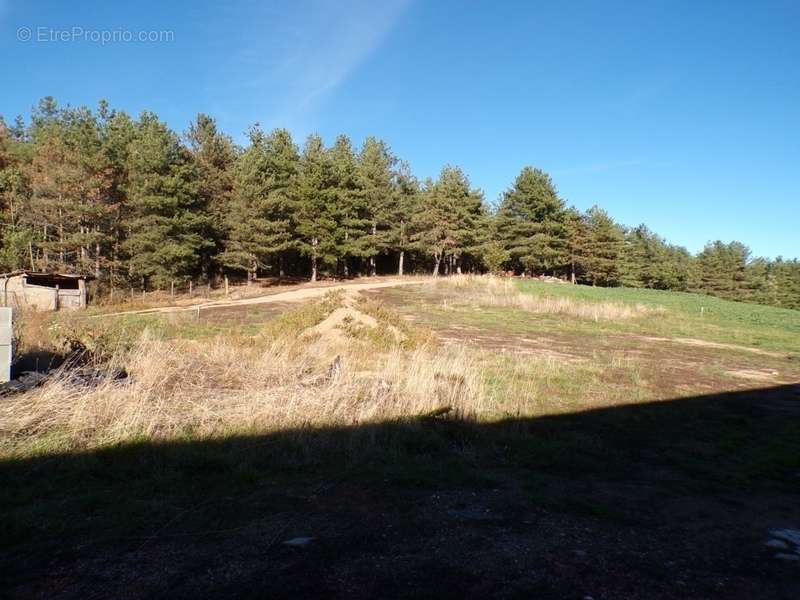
(0, 335, 496, 456)
(439, 275, 658, 320)
(0, 289, 657, 459)
(0, 292, 505, 457)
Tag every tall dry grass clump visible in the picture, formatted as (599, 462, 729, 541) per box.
(0, 293, 493, 458)
(440, 275, 658, 320)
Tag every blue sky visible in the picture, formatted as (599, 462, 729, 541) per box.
(1, 0, 798, 259)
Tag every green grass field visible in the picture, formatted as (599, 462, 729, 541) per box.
(515, 279, 800, 353)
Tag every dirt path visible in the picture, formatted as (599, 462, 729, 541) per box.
(632, 334, 788, 358)
(95, 278, 429, 318)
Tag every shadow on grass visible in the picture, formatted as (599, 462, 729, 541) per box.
(2, 384, 799, 599)
(11, 349, 65, 376)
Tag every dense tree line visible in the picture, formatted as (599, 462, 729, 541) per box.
(1, 99, 798, 310)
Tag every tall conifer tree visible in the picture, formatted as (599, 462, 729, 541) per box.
(495, 167, 567, 275)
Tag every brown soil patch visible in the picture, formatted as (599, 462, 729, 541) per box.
(437, 329, 586, 363)
(725, 368, 782, 382)
(635, 335, 786, 358)
(97, 277, 430, 318)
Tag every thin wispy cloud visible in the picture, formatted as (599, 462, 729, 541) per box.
(209, 0, 412, 133)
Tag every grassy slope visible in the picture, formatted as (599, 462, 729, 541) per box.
(514, 280, 800, 354)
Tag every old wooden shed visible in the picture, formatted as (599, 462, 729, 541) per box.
(0, 271, 92, 311)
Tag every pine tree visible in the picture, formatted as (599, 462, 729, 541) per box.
(695, 241, 750, 300)
(63, 105, 115, 278)
(619, 224, 650, 288)
(296, 134, 338, 281)
(98, 108, 137, 289)
(412, 166, 484, 276)
(658, 245, 693, 291)
(0, 118, 33, 271)
(495, 167, 567, 275)
(392, 162, 421, 275)
(770, 259, 800, 309)
(329, 135, 367, 276)
(25, 102, 113, 275)
(481, 240, 511, 274)
(357, 137, 395, 276)
(186, 114, 237, 279)
(222, 127, 299, 281)
(451, 176, 488, 274)
(583, 206, 624, 286)
(122, 112, 212, 288)
(1, 97, 799, 311)
(619, 225, 694, 291)
(564, 207, 590, 284)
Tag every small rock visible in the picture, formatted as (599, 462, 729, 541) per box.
(766, 539, 789, 550)
(283, 536, 314, 547)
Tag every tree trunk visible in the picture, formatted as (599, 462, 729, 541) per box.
(343, 231, 350, 278)
(398, 250, 405, 276)
(58, 206, 65, 268)
(278, 254, 285, 279)
(43, 224, 48, 267)
(80, 226, 87, 267)
(311, 238, 319, 282)
(95, 232, 101, 280)
(370, 222, 377, 276)
(433, 254, 442, 277)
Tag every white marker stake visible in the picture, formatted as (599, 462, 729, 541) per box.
(0, 307, 13, 383)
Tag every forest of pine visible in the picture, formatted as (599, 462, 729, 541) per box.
(1, 98, 798, 310)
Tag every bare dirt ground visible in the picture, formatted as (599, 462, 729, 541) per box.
(634, 335, 787, 358)
(97, 277, 429, 318)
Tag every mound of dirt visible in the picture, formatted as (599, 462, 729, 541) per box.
(300, 292, 404, 350)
